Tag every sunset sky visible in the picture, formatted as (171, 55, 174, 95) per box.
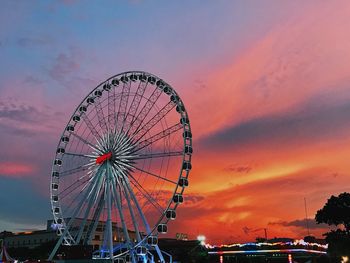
(1, 0, 350, 245)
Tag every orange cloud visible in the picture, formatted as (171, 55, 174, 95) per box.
(166, 166, 346, 244)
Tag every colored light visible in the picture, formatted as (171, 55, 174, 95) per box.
(208, 249, 327, 255)
(197, 235, 206, 245)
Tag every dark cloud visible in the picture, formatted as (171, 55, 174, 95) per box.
(199, 93, 350, 150)
(0, 102, 43, 123)
(224, 164, 252, 174)
(23, 75, 44, 85)
(49, 53, 80, 82)
(269, 218, 329, 230)
(0, 122, 37, 137)
(60, 0, 78, 5)
(0, 99, 59, 129)
(17, 37, 52, 47)
(47, 49, 96, 91)
(145, 190, 204, 207)
(242, 227, 265, 235)
(184, 193, 205, 205)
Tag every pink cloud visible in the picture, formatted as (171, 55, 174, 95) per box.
(177, 1, 350, 140)
(0, 162, 36, 177)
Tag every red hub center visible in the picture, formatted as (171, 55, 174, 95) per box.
(96, 152, 112, 164)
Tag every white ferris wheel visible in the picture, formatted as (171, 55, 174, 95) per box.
(49, 71, 192, 263)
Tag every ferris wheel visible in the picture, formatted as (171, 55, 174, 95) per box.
(48, 71, 192, 263)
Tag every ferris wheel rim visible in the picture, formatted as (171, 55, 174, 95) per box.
(49, 71, 192, 259)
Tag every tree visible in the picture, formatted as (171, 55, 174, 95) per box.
(315, 192, 350, 257)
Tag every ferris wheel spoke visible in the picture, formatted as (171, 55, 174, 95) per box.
(64, 152, 96, 159)
(124, 80, 148, 134)
(59, 177, 90, 201)
(132, 151, 183, 160)
(127, 86, 163, 138)
(59, 165, 101, 198)
(60, 169, 100, 214)
(130, 164, 177, 185)
(70, 132, 102, 154)
(108, 87, 116, 131)
(116, 80, 131, 133)
(132, 101, 176, 143)
(59, 164, 93, 177)
(94, 96, 108, 133)
(81, 113, 102, 140)
(133, 123, 183, 152)
(127, 173, 164, 214)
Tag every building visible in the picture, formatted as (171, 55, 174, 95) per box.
(0, 218, 138, 251)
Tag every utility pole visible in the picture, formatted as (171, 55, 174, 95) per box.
(304, 197, 311, 236)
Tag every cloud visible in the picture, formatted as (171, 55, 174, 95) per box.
(0, 100, 45, 123)
(47, 48, 96, 93)
(269, 218, 329, 230)
(0, 162, 36, 177)
(0, 122, 37, 137)
(49, 52, 80, 82)
(60, 0, 78, 5)
(184, 193, 205, 205)
(17, 37, 53, 47)
(167, 168, 348, 243)
(199, 92, 350, 151)
(0, 98, 64, 137)
(224, 164, 252, 174)
(182, 1, 350, 140)
(242, 227, 266, 236)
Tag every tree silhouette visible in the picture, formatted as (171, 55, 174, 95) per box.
(315, 192, 350, 257)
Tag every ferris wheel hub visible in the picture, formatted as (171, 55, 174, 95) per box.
(93, 130, 137, 173)
(96, 152, 113, 164)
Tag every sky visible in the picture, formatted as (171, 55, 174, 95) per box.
(1, 0, 350, 244)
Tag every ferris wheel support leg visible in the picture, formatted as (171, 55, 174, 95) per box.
(160, 249, 172, 263)
(111, 173, 137, 263)
(120, 180, 142, 242)
(122, 176, 166, 263)
(76, 174, 102, 244)
(85, 192, 105, 245)
(106, 173, 114, 259)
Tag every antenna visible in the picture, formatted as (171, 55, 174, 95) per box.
(304, 197, 310, 236)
